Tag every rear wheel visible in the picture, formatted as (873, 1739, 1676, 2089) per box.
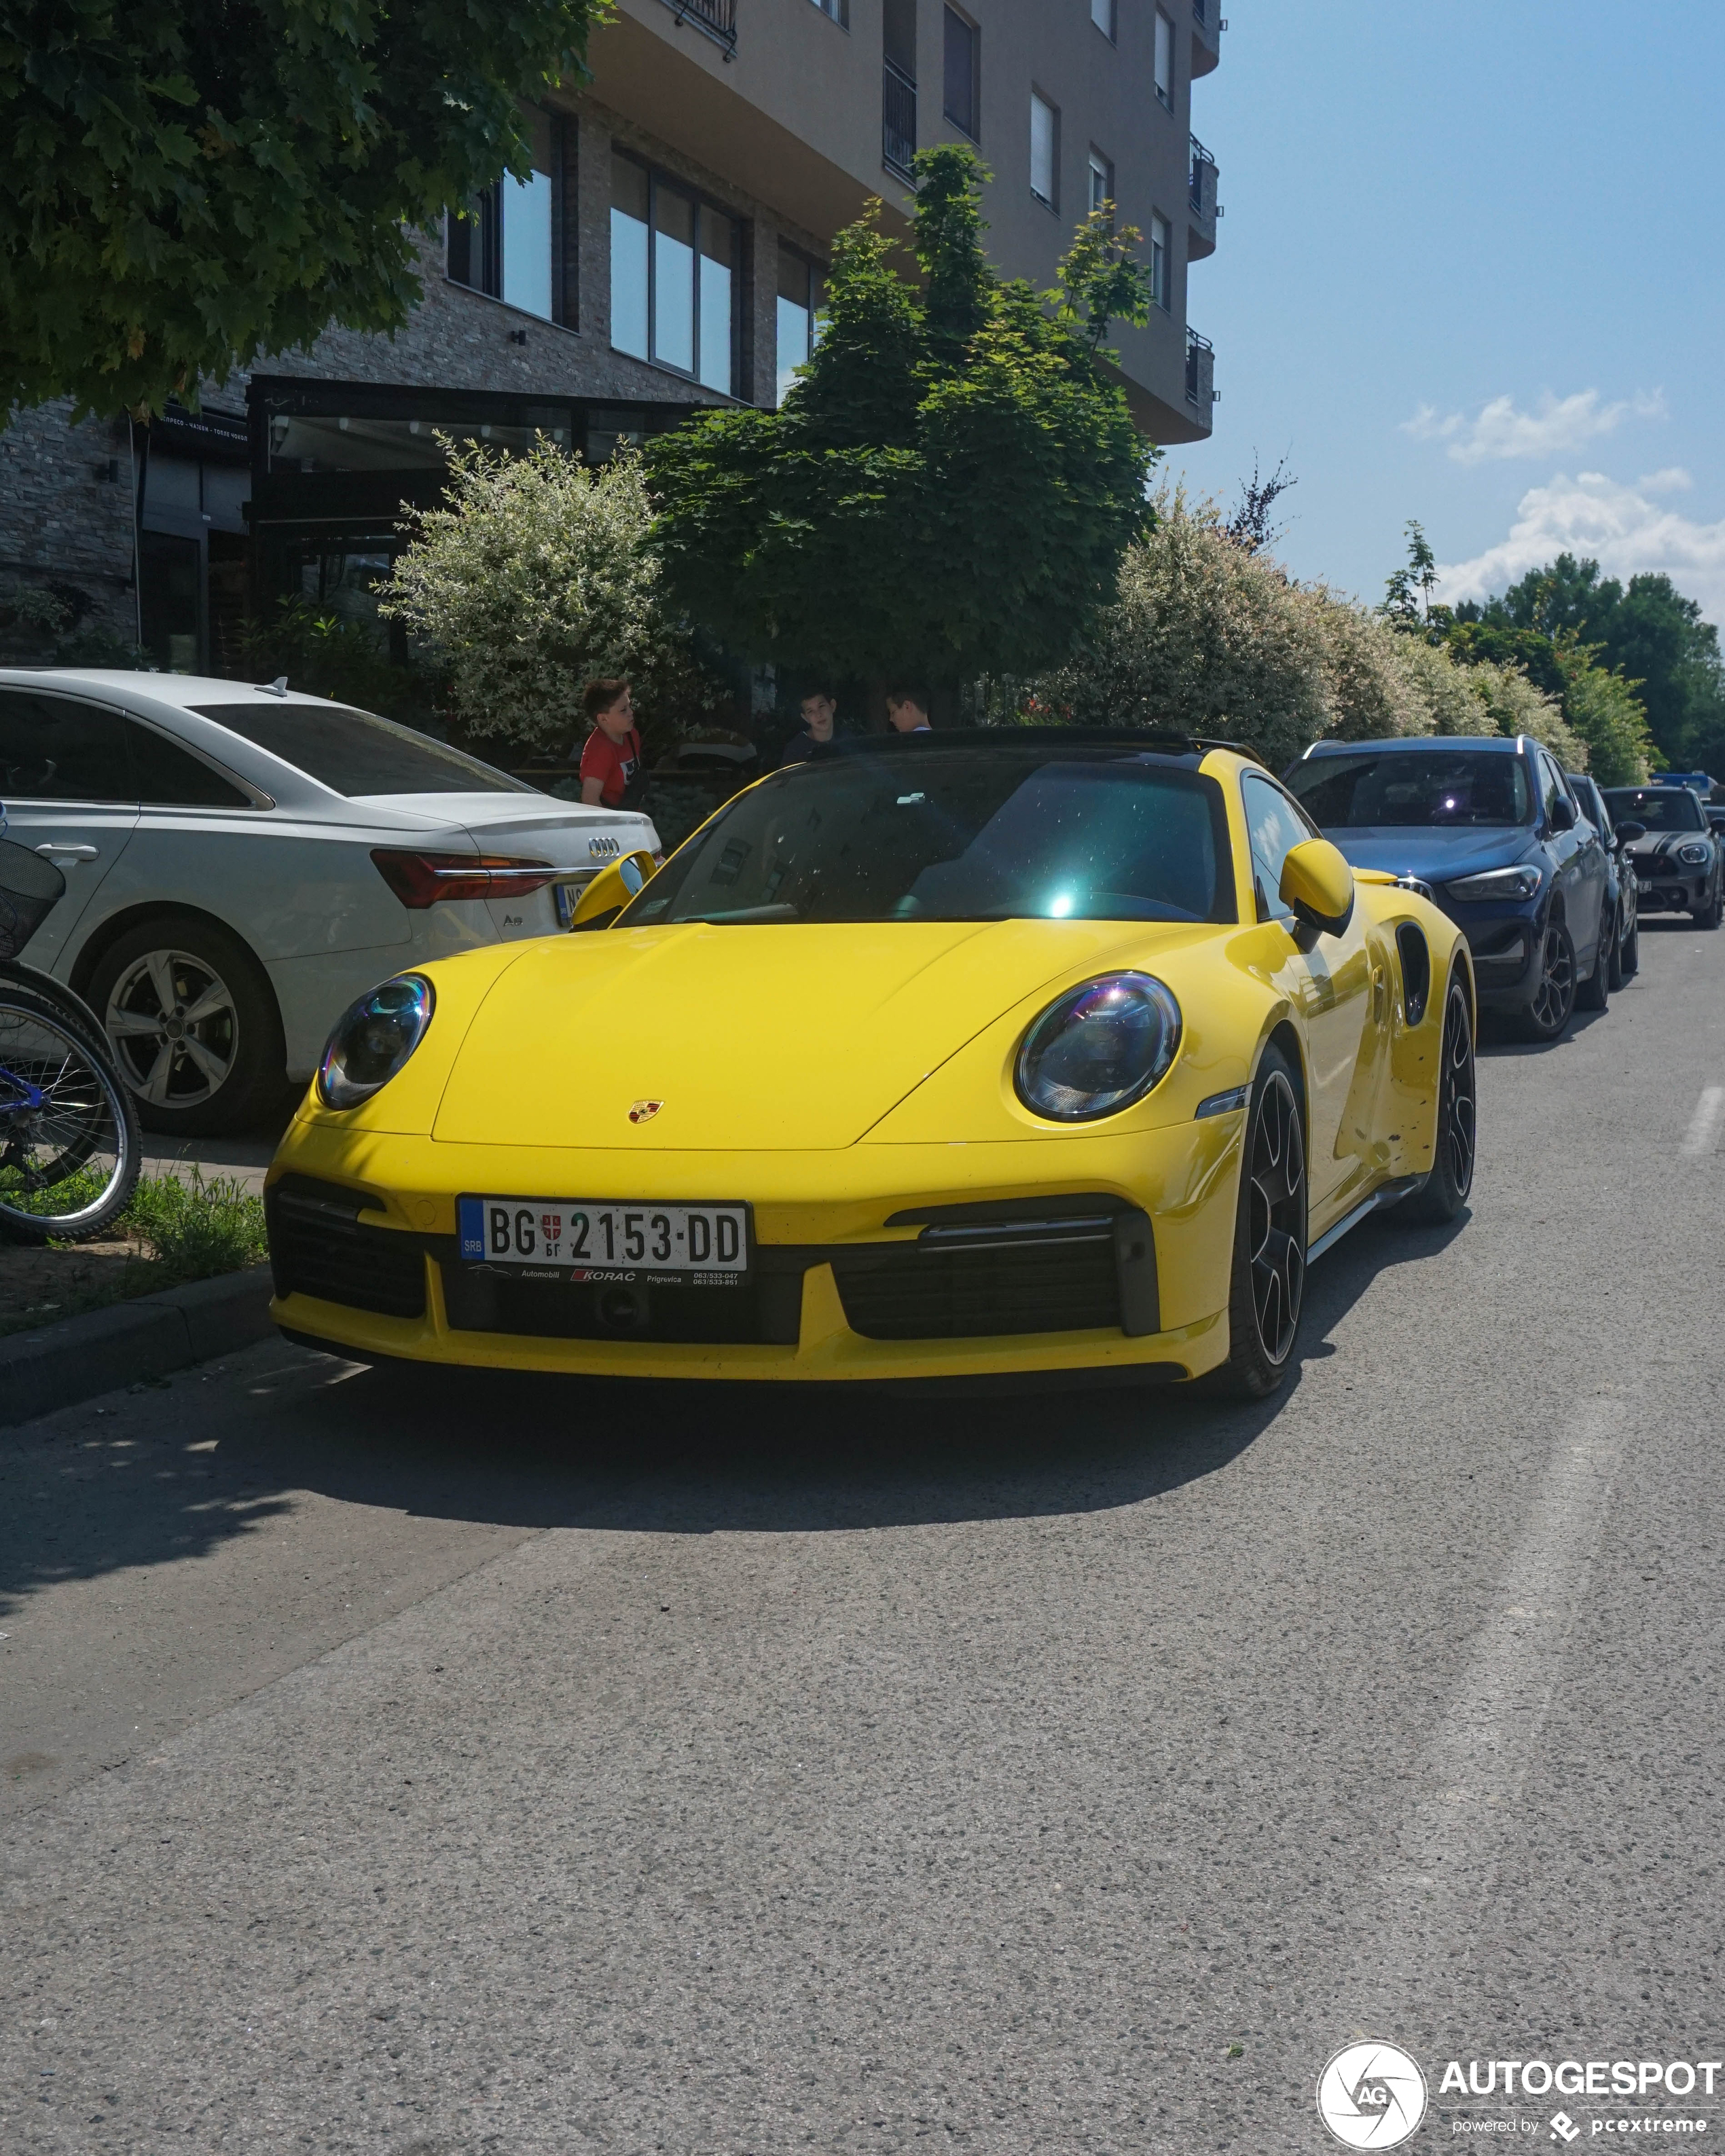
(1576, 900, 1612, 1011)
(1401, 977, 1475, 1226)
(1693, 876, 1722, 930)
(88, 913, 285, 1136)
(1205, 1046, 1307, 1400)
(1606, 900, 1627, 991)
(1517, 918, 1576, 1043)
(0, 980, 141, 1243)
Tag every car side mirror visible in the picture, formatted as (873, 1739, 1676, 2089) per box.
(1548, 794, 1577, 833)
(1279, 838, 1355, 938)
(1615, 820, 1646, 845)
(570, 848, 657, 930)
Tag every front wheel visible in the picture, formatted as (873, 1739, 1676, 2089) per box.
(1576, 900, 1612, 1012)
(0, 980, 141, 1243)
(1694, 877, 1722, 931)
(1205, 1046, 1307, 1400)
(1402, 976, 1476, 1226)
(1620, 908, 1640, 978)
(88, 913, 285, 1136)
(1517, 917, 1576, 1043)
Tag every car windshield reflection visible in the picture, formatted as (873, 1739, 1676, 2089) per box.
(622, 749, 1237, 927)
(1286, 750, 1533, 828)
(1601, 788, 1708, 833)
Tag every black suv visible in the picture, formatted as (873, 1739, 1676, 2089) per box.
(1285, 733, 1612, 1042)
(1601, 784, 1723, 929)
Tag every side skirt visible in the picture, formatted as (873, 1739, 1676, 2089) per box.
(1307, 1175, 1428, 1262)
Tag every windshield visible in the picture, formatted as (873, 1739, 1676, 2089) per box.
(1287, 748, 1533, 828)
(1602, 787, 1707, 832)
(621, 750, 1235, 926)
(189, 703, 531, 797)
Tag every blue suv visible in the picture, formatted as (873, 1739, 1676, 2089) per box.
(1284, 735, 1612, 1042)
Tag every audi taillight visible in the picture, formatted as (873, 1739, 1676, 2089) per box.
(370, 849, 560, 909)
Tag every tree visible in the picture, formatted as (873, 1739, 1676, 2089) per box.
(0, 1, 598, 420)
(379, 439, 726, 761)
(1383, 519, 1439, 623)
(644, 145, 1158, 691)
(1223, 454, 1296, 556)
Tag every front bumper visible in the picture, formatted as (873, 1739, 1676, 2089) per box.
(1630, 864, 1710, 913)
(264, 1116, 1246, 1385)
(1434, 897, 1543, 1012)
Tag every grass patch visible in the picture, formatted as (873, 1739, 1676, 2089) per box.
(0, 1167, 269, 1337)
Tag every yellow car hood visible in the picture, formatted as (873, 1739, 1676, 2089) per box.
(432, 919, 1159, 1150)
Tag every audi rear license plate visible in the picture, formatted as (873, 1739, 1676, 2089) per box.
(458, 1196, 750, 1285)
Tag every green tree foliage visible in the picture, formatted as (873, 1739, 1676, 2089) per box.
(379, 439, 726, 761)
(0, 0, 598, 420)
(1042, 494, 1589, 771)
(644, 145, 1159, 688)
(1472, 555, 1725, 771)
(1385, 528, 1655, 783)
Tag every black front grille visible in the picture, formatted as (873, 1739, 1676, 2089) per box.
(832, 1237, 1123, 1341)
(439, 1262, 803, 1345)
(268, 1176, 427, 1320)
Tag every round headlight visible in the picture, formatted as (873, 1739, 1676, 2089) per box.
(1015, 972, 1182, 1122)
(1677, 841, 1711, 865)
(318, 974, 435, 1110)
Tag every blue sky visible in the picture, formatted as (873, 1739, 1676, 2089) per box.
(1161, 1, 1725, 624)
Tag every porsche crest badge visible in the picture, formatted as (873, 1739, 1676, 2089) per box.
(628, 1099, 664, 1125)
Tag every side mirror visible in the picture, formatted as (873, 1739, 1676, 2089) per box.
(1279, 838, 1355, 938)
(1548, 794, 1577, 833)
(1615, 820, 1646, 845)
(570, 848, 657, 930)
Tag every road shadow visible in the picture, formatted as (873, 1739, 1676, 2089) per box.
(0, 1205, 1468, 1611)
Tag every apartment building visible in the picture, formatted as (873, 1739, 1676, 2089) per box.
(0, 0, 1222, 672)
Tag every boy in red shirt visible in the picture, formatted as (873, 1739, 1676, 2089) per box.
(579, 679, 644, 807)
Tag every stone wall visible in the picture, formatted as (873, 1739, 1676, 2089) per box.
(0, 400, 138, 648)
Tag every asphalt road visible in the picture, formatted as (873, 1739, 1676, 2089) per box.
(3, 919, 1722, 2155)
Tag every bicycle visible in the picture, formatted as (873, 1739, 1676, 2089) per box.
(0, 833, 141, 1243)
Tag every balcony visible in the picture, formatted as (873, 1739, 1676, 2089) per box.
(1188, 135, 1218, 259)
(1190, 0, 1222, 78)
(882, 56, 916, 180)
(1185, 329, 1216, 427)
(656, 0, 738, 58)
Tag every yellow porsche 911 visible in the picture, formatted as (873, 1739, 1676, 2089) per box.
(266, 733, 1475, 1397)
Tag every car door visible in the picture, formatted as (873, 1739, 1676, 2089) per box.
(0, 687, 139, 973)
(1241, 771, 1382, 1220)
(1561, 761, 1609, 966)
(1536, 751, 1595, 975)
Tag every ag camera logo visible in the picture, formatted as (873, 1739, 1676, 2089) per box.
(1318, 2041, 1430, 2149)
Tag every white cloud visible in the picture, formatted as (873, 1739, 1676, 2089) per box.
(1433, 471, 1725, 624)
(1402, 388, 1666, 465)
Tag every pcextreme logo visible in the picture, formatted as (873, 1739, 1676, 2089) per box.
(1318, 2041, 1430, 2148)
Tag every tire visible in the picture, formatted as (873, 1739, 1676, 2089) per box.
(1576, 900, 1612, 1011)
(1694, 877, 1722, 930)
(0, 978, 141, 1243)
(1204, 1044, 1307, 1400)
(1620, 909, 1640, 978)
(86, 913, 286, 1136)
(1606, 900, 1627, 991)
(1401, 976, 1476, 1226)
(1516, 917, 1577, 1043)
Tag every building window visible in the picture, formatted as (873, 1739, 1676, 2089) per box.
(1154, 10, 1175, 107)
(1150, 212, 1171, 310)
(448, 109, 560, 322)
(1088, 149, 1114, 218)
(1030, 91, 1058, 209)
(776, 246, 824, 406)
(610, 151, 738, 397)
(810, 0, 848, 20)
(943, 7, 979, 140)
(1090, 0, 1116, 37)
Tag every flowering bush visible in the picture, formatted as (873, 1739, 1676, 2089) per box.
(379, 439, 725, 760)
(1041, 493, 1591, 770)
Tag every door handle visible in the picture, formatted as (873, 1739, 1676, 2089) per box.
(35, 843, 99, 860)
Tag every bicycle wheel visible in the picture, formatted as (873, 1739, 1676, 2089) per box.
(0, 981, 141, 1243)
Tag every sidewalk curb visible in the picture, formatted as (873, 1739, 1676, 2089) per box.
(0, 1265, 277, 1428)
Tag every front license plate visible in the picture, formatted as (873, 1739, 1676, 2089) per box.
(458, 1196, 749, 1281)
(1637, 879, 1654, 894)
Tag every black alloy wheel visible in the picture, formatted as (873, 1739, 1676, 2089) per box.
(1208, 1046, 1307, 1398)
(1577, 898, 1613, 1011)
(1606, 899, 1627, 991)
(1403, 977, 1476, 1225)
(1518, 917, 1576, 1043)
